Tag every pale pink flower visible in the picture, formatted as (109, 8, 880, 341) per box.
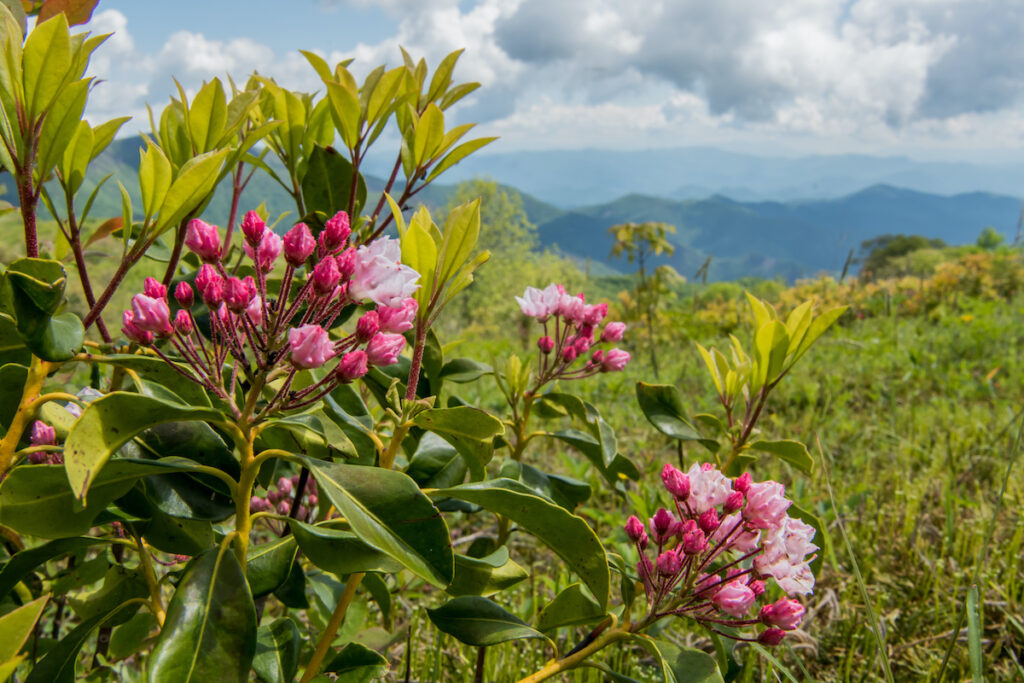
(288, 325, 335, 369)
(661, 463, 691, 500)
(121, 311, 153, 345)
(760, 598, 805, 630)
(515, 283, 562, 320)
(712, 581, 756, 617)
(656, 549, 682, 577)
(131, 294, 172, 337)
(558, 292, 586, 324)
(686, 462, 732, 513)
(366, 333, 405, 366)
(245, 231, 282, 272)
(245, 296, 263, 327)
(600, 321, 626, 342)
(348, 237, 420, 307)
(378, 298, 418, 333)
(743, 480, 791, 530)
(600, 348, 630, 372)
(714, 513, 761, 553)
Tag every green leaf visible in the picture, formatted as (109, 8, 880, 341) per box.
(655, 639, 725, 683)
(411, 407, 504, 481)
(546, 429, 640, 486)
(64, 392, 223, 502)
(3, 257, 66, 315)
(139, 143, 173, 221)
(427, 596, 550, 647)
(156, 149, 228, 233)
(406, 433, 467, 490)
(401, 220, 437, 311)
(300, 457, 453, 586)
(22, 13, 71, 117)
(187, 78, 227, 152)
(447, 547, 528, 598)
(789, 305, 847, 366)
(323, 642, 388, 681)
(35, 76, 89, 178)
(635, 382, 706, 442)
(325, 81, 360, 150)
(0, 458, 213, 537)
(20, 311, 84, 362)
(748, 439, 814, 474)
(436, 198, 480, 285)
(0, 362, 26, 436)
(59, 120, 92, 195)
(432, 479, 609, 607)
(0, 595, 47, 666)
(288, 519, 403, 576)
(967, 584, 984, 683)
(425, 136, 496, 184)
(754, 319, 789, 389)
(246, 537, 297, 598)
(413, 103, 444, 165)
(91, 354, 212, 407)
(67, 565, 148, 625)
(439, 358, 492, 383)
(0, 537, 106, 599)
(147, 546, 257, 683)
(535, 583, 605, 632)
(25, 601, 139, 683)
(300, 144, 367, 221)
(117, 486, 215, 555)
(253, 617, 301, 683)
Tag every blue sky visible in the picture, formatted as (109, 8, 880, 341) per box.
(78, 0, 1024, 161)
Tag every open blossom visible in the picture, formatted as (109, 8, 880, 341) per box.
(378, 298, 417, 333)
(516, 283, 562, 320)
(744, 480, 791, 529)
(366, 333, 405, 366)
(755, 517, 818, 595)
(348, 238, 420, 307)
(601, 348, 630, 372)
(288, 325, 335, 369)
(687, 462, 732, 513)
(130, 294, 172, 337)
(601, 321, 626, 342)
(122, 311, 153, 345)
(185, 219, 222, 262)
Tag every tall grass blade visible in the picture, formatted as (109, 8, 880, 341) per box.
(966, 585, 984, 683)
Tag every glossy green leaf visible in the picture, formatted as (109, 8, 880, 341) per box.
(748, 439, 814, 474)
(0, 595, 47, 666)
(301, 457, 453, 586)
(139, 143, 173, 220)
(406, 433, 467, 490)
(92, 354, 212, 407)
(148, 546, 257, 683)
(635, 382, 706, 442)
(546, 429, 640, 486)
(325, 81, 360, 149)
(753, 320, 789, 390)
(789, 305, 848, 366)
(3, 258, 66, 315)
(439, 358, 492, 383)
(300, 144, 366, 222)
(0, 362, 26, 436)
(67, 565, 148, 625)
(289, 519, 403, 576)
(425, 136, 496, 184)
(253, 617, 301, 683)
(413, 103, 444, 165)
(0, 458, 210, 537)
(188, 78, 227, 152)
(247, 537, 297, 598)
(436, 198, 480, 285)
(514, 462, 591, 511)
(116, 486, 214, 555)
(427, 596, 549, 647)
(35, 76, 89, 178)
(20, 311, 84, 362)
(25, 601, 139, 683)
(411, 407, 504, 481)
(156, 149, 228, 233)
(109, 611, 157, 661)
(0, 537, 105, 599)
(447, 547, 528, 597)
(323, 642, 388, 681)
(64, 392, 224, 501)
(401, 220, 437, 311)
(535, 583, 605, 632)
(22, 13, 71, 117)
(656, 639, 724, 683)
(432, 479, 609, 607)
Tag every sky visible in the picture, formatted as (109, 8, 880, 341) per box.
(77, 0, 1024, 162)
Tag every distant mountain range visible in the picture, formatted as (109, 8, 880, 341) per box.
(31, 137, 1024, 282)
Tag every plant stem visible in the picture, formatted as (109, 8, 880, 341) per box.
(516, 627, 631, 683)
(17, 161, 38, 258)
(135, 536, 166, 626)
(299, 572, 366, 683)
(405, 320, 427, 401)
(0, 357, 51, 476)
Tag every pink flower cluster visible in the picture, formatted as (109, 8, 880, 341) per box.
(25, 420, 62, 464)
(624, 462, 816, 646)
(121, 211, 420, 417)
(249, 473, 319, 523)
(516, 283, 629, 382)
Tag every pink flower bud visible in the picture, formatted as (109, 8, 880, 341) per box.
(185, 219, 222, 263)
(682, 527, 707, 555)
(378, 298, 418, 334)
(656, 549, 682, 577)
(121, 311, 154, 346)
(276, 501, 291, 516)
(761, 598, 805, 630)
(321, 211, 351, 251)
(144, 277, 166, 299)
(698, 508, 720, 534)
(131, 294, 173, 337)
(561, 345, 578, 363)
(307, 494, 318, 507)
(583, 302, 608, 326)
(194, 264, 220, 294)
(712, 581, 756, 617)
(537, 336, 555, 353)
(175, 281, 194, 309)
(312, 257, 341, 296)
(601, 348, 630, 372)
(724, 490, 745, 513)
(573, 335, 592, 354)
(29, 421, 56, 447)
(356, 311, 380, 343)
(174, 309, 193, 335)
(661, 463, 691, 500)
(283, 222, 315, 266)
(601, 321, 626, 342)
(277, 476, 293, 495)
(241, 210, 266, 246)
(245, 296, 263, 327)
(267, 489, 282, 505)
(366, 333, 405, 366)
(224, 277, 254, 313)
(249, 496, 268, 513)
(749, 580, 766, 596)
(589, 349, 605, 366)
(246, 231, 283, 272)
(242, 276, 257, 300)
(758, 629, 786, 646)
(336, 350, 368, 382)
(733, 472, 752, 494)
(288, 324, 335, 369)
(336, 247, 357, 278)
(624, 515, 645, 541)
(649, 508, 678, 544)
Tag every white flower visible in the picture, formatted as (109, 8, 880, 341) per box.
(348, 237, 420, 307)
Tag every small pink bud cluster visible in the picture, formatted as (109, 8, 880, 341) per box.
(121, 211, 421, 416)
(249, 473, 319, 523)
(25, 421, 62, 464)
(623, 462, 816, 646)
(516, 283, 629, 384)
